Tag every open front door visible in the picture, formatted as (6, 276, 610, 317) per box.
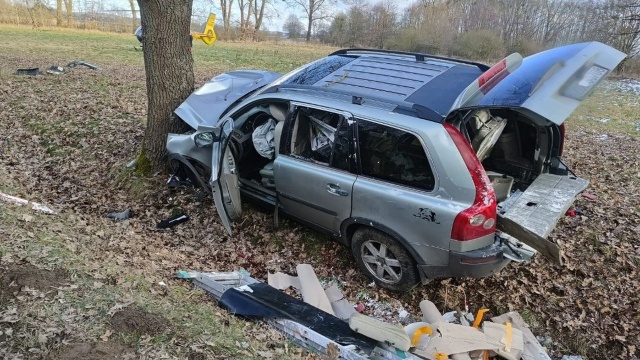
(210, 119, 242, 235)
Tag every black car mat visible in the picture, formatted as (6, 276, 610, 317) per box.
(219, 282, 377, 354)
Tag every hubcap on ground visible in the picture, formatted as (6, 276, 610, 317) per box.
(361, 240, 402, 284)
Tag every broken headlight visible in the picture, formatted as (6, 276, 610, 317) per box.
(194, 132, 214, 148)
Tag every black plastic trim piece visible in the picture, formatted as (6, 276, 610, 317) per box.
(277, 191, 338, 216)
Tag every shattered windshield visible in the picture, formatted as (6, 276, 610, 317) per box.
(262, 55, 355, 91)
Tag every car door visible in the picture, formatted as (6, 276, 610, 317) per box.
(209, 118, 242, 235)
(273, 104, 356, 235)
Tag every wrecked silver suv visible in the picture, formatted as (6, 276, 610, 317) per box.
(166, 43, 624, 292)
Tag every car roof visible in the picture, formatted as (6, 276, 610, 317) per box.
(262, 49, 488, 122)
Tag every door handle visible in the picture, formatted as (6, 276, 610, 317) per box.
(326, 183, 348, 196)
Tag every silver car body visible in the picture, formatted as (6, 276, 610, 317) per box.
(166, 42, 625, 289)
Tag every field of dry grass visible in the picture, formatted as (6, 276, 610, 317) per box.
(0, 25, 638, 359)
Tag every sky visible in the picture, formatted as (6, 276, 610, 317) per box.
(94, 0, 354, 32)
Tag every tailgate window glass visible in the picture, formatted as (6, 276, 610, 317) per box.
(357, 120, 435, 191)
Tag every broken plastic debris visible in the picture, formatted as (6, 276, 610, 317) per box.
(15, 68, 42, 76)
(46, 66, 65, 75)
(156, 213, 189, 229)
(66, 60, 100, 70)
(235, 285, 253, 293)
(158, 281, 167, 286)
(0, 191, 55, 214)
(107, 209, 131, 220)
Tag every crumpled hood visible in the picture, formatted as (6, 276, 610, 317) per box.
(174, 70, 282, 129)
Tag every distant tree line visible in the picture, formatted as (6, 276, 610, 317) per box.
(2, 0, 640, 66)
(319, 0, 640, 62)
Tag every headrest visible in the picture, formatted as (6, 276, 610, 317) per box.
(269, 104, 287, 122)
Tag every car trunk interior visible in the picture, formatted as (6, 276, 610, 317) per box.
(453, 108, 557, 203)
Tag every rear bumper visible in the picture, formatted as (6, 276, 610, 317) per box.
(419, 242, 511, 279)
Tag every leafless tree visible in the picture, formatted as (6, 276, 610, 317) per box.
(283, 12, 303, 37)
(287, 0, 339, 42)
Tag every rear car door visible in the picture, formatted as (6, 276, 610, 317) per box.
(273, 104, 356, 235)
(351, 119, 450, 267)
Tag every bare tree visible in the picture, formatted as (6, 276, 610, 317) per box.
(238, 0, 254, 39)
(136, 0, 195, 173)
(283, 13, 303, 38)
(219, 0, 234, 38)
(63, 0, 72, 27)
(253, 0, 269, 32)
(128, 0, 137, 32)
(56, 0, 62, 26)
(287, 0, 338, 42)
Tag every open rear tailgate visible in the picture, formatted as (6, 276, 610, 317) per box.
(497, 174, 588, 264)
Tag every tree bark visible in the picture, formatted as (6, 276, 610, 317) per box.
(63, 0, 72, 27)
(56, 0, 63, 26)
(253, 0, 267, 32)
(137, 0, 195, 173)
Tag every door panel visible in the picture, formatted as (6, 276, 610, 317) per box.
(210, 119, 242, 235)
(274, 156, 356, 233)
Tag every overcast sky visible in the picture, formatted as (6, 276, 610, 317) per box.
(101, 0, 343, 32)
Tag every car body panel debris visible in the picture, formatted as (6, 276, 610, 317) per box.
(268, 264, 334, 315)
(0, 191, 55, 214)
(15, 68, 42, 76)
(181, 266, 553, 359)
(349, 312, 412, 351)
(491, 312, 552, 360)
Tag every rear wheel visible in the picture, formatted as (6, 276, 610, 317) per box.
(351, 227, 419, 292)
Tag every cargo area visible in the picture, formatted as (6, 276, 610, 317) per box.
(457, 108, 560, 202)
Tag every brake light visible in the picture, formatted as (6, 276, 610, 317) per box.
(444, 123, 497, 241)
(558, 123, 566, 156)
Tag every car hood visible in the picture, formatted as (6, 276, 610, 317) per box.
(449, 42, 626, 125)
(174, 70, 282, 129)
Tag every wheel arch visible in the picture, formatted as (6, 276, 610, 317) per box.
(340, 217, 425, 267)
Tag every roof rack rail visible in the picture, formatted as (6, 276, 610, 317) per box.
(267, 84, 444, 123)
(329, 48, 489, 71)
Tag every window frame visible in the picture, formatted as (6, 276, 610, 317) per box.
(354, 117, 439, 194)
(281, 102, 356, 174)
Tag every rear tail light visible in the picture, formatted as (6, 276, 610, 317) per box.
(444, 123, 497, 241)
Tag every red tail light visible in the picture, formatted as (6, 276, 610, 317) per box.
(444, 123, 497, 241)
(558, 123, 566, 156)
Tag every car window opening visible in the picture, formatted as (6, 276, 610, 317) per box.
(357, 119, 436, 192)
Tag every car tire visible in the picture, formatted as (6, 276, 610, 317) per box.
(351, 227, 419, 293)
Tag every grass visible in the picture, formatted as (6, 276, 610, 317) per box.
(1, 23, 639, 359)
(0, 24, 335, 74)
(571, 85, 640, 135)
(0, 204, 285, 359)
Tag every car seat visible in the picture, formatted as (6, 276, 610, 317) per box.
(259, 104, 287, 187)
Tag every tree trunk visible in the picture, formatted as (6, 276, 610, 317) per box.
(63, 0, 72, 27)
(56, 0, 63, 26)
(136, 0, 195, 173)
(128, 0, 137, 32)
(253, 0, 266, 32)
(306, 11, 312, 41)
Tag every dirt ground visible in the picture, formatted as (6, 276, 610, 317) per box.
(0, 26, 639, 359)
